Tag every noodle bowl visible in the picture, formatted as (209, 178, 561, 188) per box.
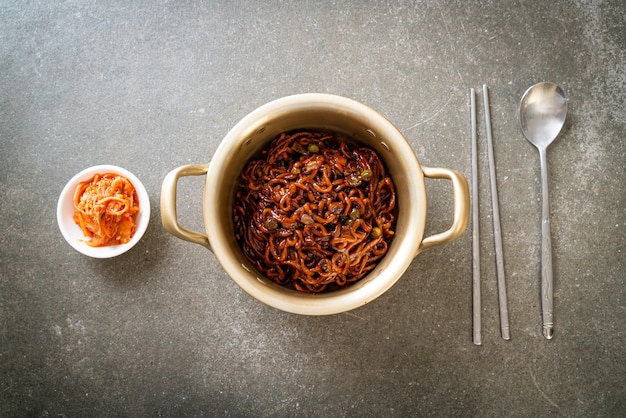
(161, 94, 469, 314)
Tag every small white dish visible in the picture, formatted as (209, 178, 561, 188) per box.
(57, 165, 150, 258)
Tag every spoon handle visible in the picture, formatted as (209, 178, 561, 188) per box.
(538, 148, 554, 339)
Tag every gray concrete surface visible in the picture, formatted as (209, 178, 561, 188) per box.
(1, 1, 624, 416)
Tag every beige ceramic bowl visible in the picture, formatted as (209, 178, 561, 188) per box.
(161, 93, 469, 315)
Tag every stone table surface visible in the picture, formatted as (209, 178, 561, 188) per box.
(1, 1, 624, 416)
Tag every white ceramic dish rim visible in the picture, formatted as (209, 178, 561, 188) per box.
(57, 165, 151, 258)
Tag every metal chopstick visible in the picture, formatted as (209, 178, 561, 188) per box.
(482, 84, 510, 340)
(470, 88, 481, 346)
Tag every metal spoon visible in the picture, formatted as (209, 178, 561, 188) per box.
(519, 82, 568, 340)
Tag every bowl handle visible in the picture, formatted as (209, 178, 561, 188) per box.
(417, 166, 470, 254)
(160, 163, 212, 251)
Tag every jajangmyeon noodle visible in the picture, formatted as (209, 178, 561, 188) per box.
(233, 130, 396, 293)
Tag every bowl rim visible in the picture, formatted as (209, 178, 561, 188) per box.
(57, 164, 151, 258)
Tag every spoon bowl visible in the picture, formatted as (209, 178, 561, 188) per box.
(519, 82, 568, 340)
(520, 82, 568, 148)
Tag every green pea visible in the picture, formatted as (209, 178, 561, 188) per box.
(265, 218, 279, 230)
